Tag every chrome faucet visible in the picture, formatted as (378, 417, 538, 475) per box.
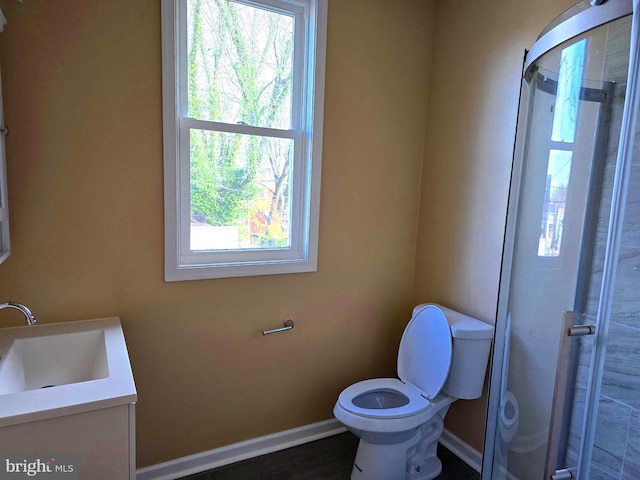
(0, 302, 37, 325)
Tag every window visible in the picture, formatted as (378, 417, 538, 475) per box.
(538, 39, 586, 258)
(161, 0, 327, 280)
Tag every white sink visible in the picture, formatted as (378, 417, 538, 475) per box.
(0, 317, 137, 427)
(0, 330, 109, 394)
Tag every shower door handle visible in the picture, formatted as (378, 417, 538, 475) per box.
(568, 325, 596, 336)
(551, 467, 576, 480)
(547, 313, 597, 478)
(545, 312, 586, 478)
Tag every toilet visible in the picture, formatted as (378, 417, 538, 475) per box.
(333, 304, 494, 480)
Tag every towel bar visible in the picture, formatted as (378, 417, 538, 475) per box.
(263, 318, 294, 335)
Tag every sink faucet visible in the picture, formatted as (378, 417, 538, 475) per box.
(0, 302, 37, 325)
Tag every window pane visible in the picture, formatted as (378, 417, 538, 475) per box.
(190, 129, 293, 251)
(551, 39, 587, 143)
(539, 149, 572, 257)
(187, 0, 294, 129)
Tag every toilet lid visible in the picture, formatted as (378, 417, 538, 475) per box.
(397, 304, 452, 399)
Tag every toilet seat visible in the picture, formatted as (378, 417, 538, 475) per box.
(337, 306, 454, 422)
(338, 378, 430, 419)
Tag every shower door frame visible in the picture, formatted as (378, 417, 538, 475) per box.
(482, 0, 637, 478)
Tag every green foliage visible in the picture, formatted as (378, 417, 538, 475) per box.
(187, 0, 293, 246)
(190, 130, 256, 226)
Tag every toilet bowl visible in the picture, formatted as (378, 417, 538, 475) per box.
(333, 304, 494, 480)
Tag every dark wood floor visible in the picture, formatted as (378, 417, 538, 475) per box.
(180, 432, 480, 480)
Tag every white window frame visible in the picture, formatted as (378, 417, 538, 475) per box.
(161, 0, 327, 281)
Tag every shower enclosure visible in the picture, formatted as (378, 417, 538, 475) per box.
(484, 0, 640, 479)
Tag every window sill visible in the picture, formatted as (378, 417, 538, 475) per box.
(165, 258, 318, 281)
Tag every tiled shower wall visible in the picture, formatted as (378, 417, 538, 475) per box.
(568, 16, 640, 480)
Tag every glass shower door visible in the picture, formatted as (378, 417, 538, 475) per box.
(484, 13, 632, 480)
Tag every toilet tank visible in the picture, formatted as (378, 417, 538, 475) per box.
(424, 305, 494, 400)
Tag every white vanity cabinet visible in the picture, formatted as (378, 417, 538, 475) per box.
(0, 404, 136, 479)
(0, 318, 138, 479)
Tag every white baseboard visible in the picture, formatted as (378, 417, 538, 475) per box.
(136, 419, 347, 480)
(439, 428, 483, 473)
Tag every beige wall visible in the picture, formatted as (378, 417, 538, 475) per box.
(0, 0, 435, 468)
(0, 0, 590, 469)
(414, 0, 580, 452)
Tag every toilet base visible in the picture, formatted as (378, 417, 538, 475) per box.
(349, 411, 446, 480)
(351, 434, 419, 480)
(351, 443, 443, 480)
